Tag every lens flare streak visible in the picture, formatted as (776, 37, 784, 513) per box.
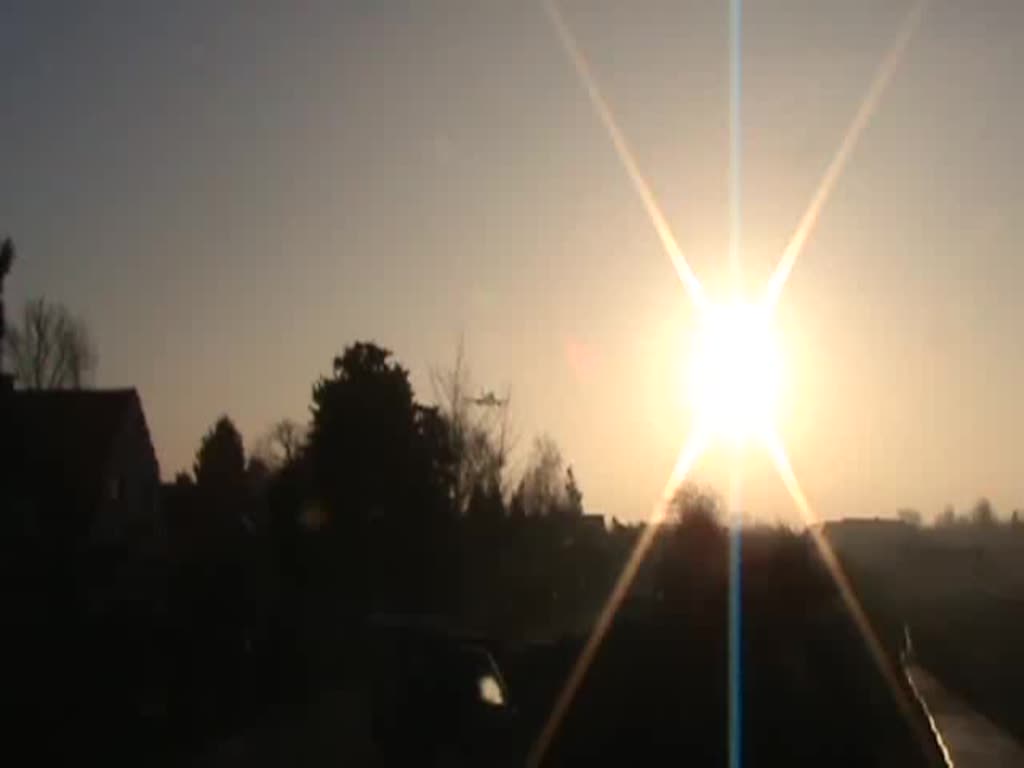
(728, 0, 743, 286)
(763, 431, 927, 735)
(532, 1, 930, 765)
(727, 458, 744, 768)
(728, 5, 743, 764)
(542, 0, 706, 307)
(525, 430, 708, 768)
(764, 0, 928, 307)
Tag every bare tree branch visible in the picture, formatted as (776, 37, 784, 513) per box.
(253, 419, 307, 468)
(5, 297, 97, 389)
(430, 339, 514, 515)
(47, 309, 70, 389)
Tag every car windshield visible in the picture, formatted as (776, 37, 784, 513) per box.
(2, 2, 1022, 766)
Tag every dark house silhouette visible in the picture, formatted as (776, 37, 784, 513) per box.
(4, 387, 165, 610)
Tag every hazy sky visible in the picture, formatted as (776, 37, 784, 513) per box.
(3, 1, 1022, 523)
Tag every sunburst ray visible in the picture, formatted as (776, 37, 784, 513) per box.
(727, 455, 744, 768)
(762, 430, 930, 738)
(543, 0, 705, 307)
(764, 0, 927, 307)
(532, 1, 934, 765)
(526, 429, 709, 768)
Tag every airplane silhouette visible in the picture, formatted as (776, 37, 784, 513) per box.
(471, 391, 507, 408)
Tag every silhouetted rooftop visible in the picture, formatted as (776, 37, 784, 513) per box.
(11, 388, 153, 520)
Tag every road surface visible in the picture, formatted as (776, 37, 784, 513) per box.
(907, 664, 1024, 767)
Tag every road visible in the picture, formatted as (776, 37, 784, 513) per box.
(907, 664, 1024, 767)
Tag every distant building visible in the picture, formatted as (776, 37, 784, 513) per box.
(3, 388, 164, 610)
(821, 517, 913, 545)
(820, 517, 917, 572)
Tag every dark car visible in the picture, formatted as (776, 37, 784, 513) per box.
(364, 616, 520, 766)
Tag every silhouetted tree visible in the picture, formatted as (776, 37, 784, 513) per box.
(253, 419, 306, 469)
(897, 508, 922, 527)
(563, 466, 584, 517)
(971, 497, 995, 527)
(936, 504, 956, 527)
(309, 342, 446, 526)
(194, 416, 246, 492)
(508, 485, 526, 519)
(5, 296, 97, 388)
(657, 484, 727, 603)
(430, 340, 511, 515)
(0, 237, 13, 283)
(306, 342, 461, 618)
(245, 456, 272, 494)
(515, 435, 566, 516)
(415, 403, 458, 511)
(466, 476, 505, 521)
(431, 340, 472, 513)
(0, 237, 14, 374)
(669, 483, 721, 529)
(265, 446, 311, 575)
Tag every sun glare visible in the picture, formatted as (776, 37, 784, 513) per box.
(532, 2, 927, 764)
(688, 297, 783, 444)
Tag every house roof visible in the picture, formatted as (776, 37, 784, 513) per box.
(10, 388, 154, 522)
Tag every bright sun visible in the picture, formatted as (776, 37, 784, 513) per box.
(531, 3, 928, 763)
(687, 297, 783, 444)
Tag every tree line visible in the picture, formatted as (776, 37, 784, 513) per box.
(148, 338, 652, 749)
(2, 235, 965, 765)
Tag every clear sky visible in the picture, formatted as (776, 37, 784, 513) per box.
(2, 1, 1021, 523)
